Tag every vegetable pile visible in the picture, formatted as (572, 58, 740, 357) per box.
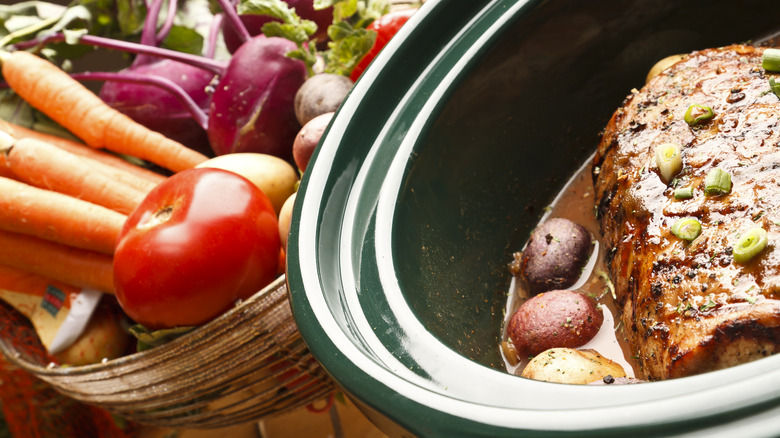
(0, 0, 418, 363)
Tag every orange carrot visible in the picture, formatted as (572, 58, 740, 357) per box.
(1, 137, 146, 215)
(0, 162, 15, 180)
(0, 230, 115, 294)
(0, 119, 167, 184)
(0, 177, 126, 254)
(0, 127, 159, 194)
(0, 50, 209, 172)
(0, 263, 83, 308)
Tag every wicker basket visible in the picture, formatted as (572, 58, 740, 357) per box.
(0, 275, 334, 429)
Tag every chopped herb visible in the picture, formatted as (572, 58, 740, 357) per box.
(598, 271, 616, 300)
(699, 296, 717, 312)
(675, 302, 692, 314)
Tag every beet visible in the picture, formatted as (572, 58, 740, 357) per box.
(99, 59, 215, 155)
(207, 35, 308, 159)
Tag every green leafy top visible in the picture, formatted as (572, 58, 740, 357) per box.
(237, 0, 390, 77)
(237, 0, 320, 75)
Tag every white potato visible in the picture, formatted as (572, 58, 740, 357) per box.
(521, 348, 626, 384)
(196, 153, 298, 215)
(646, 54, 685, 84)
(278, 192, 296, 250)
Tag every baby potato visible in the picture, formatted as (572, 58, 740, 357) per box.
(196, 153, 298, 215)
(516, 217, 593, 295)
(293, 112, 333, 173)
(521, 348, 626, 384)
(646, 54, 685, 84)
(294, 73, 353, 126)
(507, 289, 603, 357)
(278, 192, 296, 249)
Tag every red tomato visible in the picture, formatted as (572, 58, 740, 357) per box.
(113, 168, 280, 330)
(350, 8, 417, 82)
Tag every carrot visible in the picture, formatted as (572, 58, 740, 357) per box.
(0, 230, 115, 294)
(0, 263, 83, 310)
(0, 177, 126, 254)
(0, 50, 209, 172)
(1, 136, 146, 215)
(0, 119, 167, 184)
(0, 127, 158, 193)
(0, 162, 15, 180)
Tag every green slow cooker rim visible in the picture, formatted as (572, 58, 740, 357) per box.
(287, 0, 780, 436)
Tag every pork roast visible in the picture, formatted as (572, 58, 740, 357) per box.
(592, 44, 780, 380)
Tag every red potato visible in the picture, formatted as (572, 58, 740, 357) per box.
(507, 289, 603, 357)
(293, 112, 334, 172)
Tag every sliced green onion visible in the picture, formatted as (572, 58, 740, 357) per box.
(684, 104, 714, 126)
(671, 218, 702, 241)
(770, 77, 780, 99)
(762, 48, 780, 72)
(654, 142, 682, 183)
(674, 186, 694, 199)
(704, 168, 732, 195)
(733, 227, 768, 264)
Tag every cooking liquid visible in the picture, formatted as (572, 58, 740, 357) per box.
(501, 155, 640, 378)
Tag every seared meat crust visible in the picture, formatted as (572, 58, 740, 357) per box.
(593, 45, 780, 380)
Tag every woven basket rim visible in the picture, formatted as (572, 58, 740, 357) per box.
(0, 274, 288, 377)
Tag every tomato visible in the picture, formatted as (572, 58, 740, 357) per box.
(113, 168, 280, 330)
(349, 8, 417, 82)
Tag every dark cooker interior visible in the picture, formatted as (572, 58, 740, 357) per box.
(394, 0, 780, 369)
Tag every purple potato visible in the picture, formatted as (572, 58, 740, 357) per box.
(518, 217, 593, 295)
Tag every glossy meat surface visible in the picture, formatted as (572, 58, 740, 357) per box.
(593, 45, 780, 380)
